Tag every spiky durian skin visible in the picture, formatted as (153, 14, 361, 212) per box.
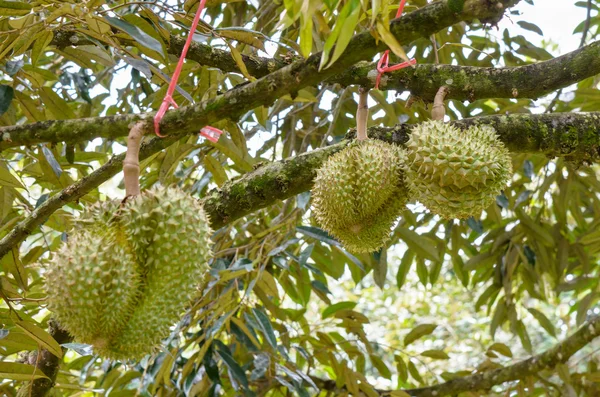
(312, 140, 409, 253)
(45, 186, 212, 361)
(405, 120, 512, 219)
(100, 187, 213, 360)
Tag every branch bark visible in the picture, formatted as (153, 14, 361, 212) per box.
(0, 0, 519, 151)
(1, 111, 597, 262)
(311, 315, 600, 396)
(5, 39, 599, 151)
(23, 320, 72, 397)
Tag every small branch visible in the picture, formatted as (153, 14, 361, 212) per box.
(431, 86, 448, 121)
(123, 122, 146, 198)
(311, 315, 600, 396)
(356, 88, 370, 140)
(580, 0, 593, 48)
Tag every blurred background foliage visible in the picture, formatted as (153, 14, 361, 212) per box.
(1, 0, 600, 396)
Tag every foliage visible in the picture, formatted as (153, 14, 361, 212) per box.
(1, 0, 600, 396)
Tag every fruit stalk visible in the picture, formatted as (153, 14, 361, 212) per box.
(356, 87, 370, 141)
(123, 122, 145, 197)
(431, 86, 448, 121)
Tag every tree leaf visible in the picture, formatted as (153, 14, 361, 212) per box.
(0, 85, 14, 116)
(404, 324, 437, 347)
(217, 349, 249, 389)
(104, 16, 165, 57)
(375, 21, 410, 63)
(252, 308, 277, 348)
(373, 247, 387, 289)
(15, 321, 63, 358)
(396, 227, 440, 261)
(322, 301, 357, 319)
(420, 349, 449, 360)
(369, 354, 391, 379)
(0, 1, 31, 16)
(325, 0, 361, 68)
(0, 362, 48, 381)
(0, 162, 23, 189)
(227, 41, 254, 80)
(517, 21, 543, 35)
(487, 342, 513, 358)
(296, 226, 340, 247)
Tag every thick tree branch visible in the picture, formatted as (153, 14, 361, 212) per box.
(0, 0, 518, 151)
(334, 40, 600, 101)
(311, 315, 600, 396)
(205, 112, 600, 229)
(6, 39, 599, 151)
(1, 111, 598, 262)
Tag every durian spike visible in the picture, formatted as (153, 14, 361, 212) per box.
(123, 122, 146, 198)
(356, 87, 369, 141)
(431, 86, 448, 121)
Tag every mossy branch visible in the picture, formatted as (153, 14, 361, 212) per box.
(312, 315, 600, 396)
(1, 112, 599, 260)
(0, 0, 519, 151)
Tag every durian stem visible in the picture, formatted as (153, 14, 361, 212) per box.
(123, 122, 146, 198)
(356, 87, 369, 141)
(431, 85, 448, 121)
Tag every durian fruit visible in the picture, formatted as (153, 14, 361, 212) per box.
(404, 120, 512, 219)
(311, 139, 409, 253)
(45, 185, 212, 360)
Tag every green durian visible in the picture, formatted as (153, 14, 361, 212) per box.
(404, 120, 512, 219)
(311, 139, 409, 253)
(45, 186, 212, 360)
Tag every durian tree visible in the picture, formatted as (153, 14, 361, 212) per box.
(2, 0, 600, 396)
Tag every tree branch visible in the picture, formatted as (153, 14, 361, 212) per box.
(0, 0, 519, 151)
(205, 112, 600, 229)
(311, 315, 600, 396)
(1, 111, 597, 262)
(23, 320, 72, 397)
(332, 40, 600, 101)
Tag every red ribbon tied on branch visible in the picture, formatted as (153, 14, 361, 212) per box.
(374, 0, 417, 90)
(153, 0, 223, 143)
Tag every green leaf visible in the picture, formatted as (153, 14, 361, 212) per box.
(322, 301, 357, 319)
(203, 155, 228, 187)
(396, 227, 440, 261)
(0, 362, 48, 381)
(0, 1, 31, 16)
(527, 307, 556, 337)
(252, 308, 277, 348)
(517, 21, 543, 35)
(299, 13, 313, 58)
(404, 324, 437, 347)
(0, 163, 23, 189)
(296, 226, 340, 247)
(369, 354, 391, 379)
(408, 360, 424, 384)
(319, 0, 360, 70)
(516, 208, 554, 247)
(103, 16, 165, 56)
(0, 85, 14, 116)
(396, 249, 414, 289)
(487, 342, 513, 358)
(39, 87, 76, 120)
(15, 321, 63, 358)
(420, 349, 449, 360)
(373, 248, 387, 289)
(325, 0, 361, 68)
(375, 21, 410, 63)
(217, 349, 249, 389)
(1, 247, 27, 290)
